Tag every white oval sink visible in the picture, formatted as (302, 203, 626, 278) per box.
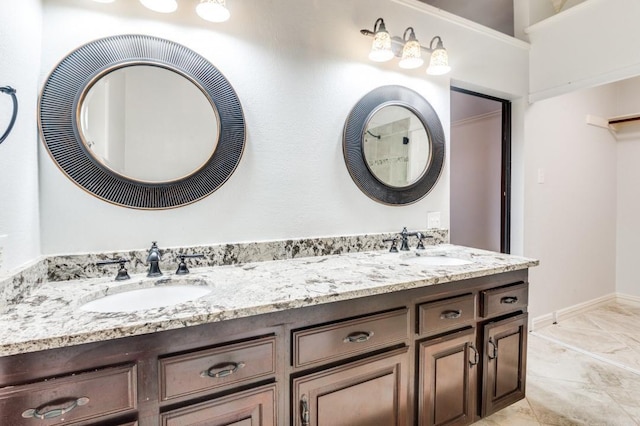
(80, 285, 211, 313)
(401, 255, 474, 266)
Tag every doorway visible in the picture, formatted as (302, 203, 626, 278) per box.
(449, 87, 511, 253)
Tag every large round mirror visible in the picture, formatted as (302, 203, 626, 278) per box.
(39, 34, 245, 210)
(343, 86, 445, 205)
(79, 65, 219, 183)
(363, 105, 431, 188)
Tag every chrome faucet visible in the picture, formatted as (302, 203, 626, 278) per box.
(146, 241, 162, 277)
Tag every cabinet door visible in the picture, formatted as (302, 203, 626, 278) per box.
(481, 313, 528, 417)
(160, 384, 276, 426)
(292, 348, 409, 426)
(418, 327, 478, 426)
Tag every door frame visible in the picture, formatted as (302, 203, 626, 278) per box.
(450, 87, 511, 254)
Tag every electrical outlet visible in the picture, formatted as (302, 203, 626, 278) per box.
(537, 168, 545, 184)
(427, 212, 441, 229)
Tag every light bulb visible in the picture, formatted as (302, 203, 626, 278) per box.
(196, 0, 230, 23)
(139, 0, 178, 13)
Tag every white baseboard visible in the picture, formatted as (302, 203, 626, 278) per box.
(616, 292, 640, 304)
(530, 293, 618, 331)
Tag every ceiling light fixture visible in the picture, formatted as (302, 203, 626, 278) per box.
(139, 0, 178, 14)
(196, 0, 230, 22)
(361, 18, 450, 76)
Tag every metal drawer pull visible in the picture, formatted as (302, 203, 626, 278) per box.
(300, 394, 310, 426)
(202, 361, 246, 378)
(468, 344, 479, 367)
(440, 309, 462, 319)
(343, 331, 374, 343)
(500, 296, 518, 304)
(488, 338, 498, 360)
(22, 397, 90, 420)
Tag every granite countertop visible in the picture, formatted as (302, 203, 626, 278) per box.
(0, 245, 538, 357)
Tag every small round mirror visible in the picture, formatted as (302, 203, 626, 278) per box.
(363, 105, 431, 188)
(79, 65, 219, 183)
(343, 85, 445, 205)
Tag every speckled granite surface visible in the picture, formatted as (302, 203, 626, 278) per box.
(0, 244, 537, 357)
(0, 259, 48, 305)
(46, 230, 449, 281)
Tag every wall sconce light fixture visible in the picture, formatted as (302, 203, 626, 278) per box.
(361, 18, 451, 76)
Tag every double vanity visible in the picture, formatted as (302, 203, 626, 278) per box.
(16, 26, 536, 426)
(0, 241, 537, 425)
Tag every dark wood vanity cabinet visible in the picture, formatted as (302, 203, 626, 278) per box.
(416, 278, 530, 426)
(0, 269, 530, 426)
(292, 348, 409, 426)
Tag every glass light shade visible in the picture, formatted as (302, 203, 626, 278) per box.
(369, 31, 394, 62)
(398, 39, 424, 69)
(139, 0, 177, 13)
(92, 0, 116, 3)
(426, 48, 451, 75)
(196, 0, 230, 23)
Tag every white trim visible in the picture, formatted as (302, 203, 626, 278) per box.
(451, 110, 501, 128)
(530, 293, 616, 331)
(617, 292, 640, 304)
(390, 0, 530, 50)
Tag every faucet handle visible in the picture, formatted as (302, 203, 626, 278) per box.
(176, 254, 205, 275)
(382, 238, 399, 253)
(415, 233, 432, 250)
(97, 258, 130, 281)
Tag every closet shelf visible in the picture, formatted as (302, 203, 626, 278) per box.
(586, 113, 640, 141)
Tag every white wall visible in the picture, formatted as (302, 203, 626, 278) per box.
(0, 1, 42, 274)
(614, 76, 640, 298)
(450, 112, 502, 252)
(527, 0, 640, 103)
(38, 0, 530, 255)
(523, 84, 618, 320)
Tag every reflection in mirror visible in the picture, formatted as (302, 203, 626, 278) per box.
(363, 105, 430, 188)
(80, 65, 218, 183)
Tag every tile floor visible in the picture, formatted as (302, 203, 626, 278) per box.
(475, 299, 640, 426)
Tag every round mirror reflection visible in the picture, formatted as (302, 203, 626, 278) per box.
(363, 105, 431, 188)
(79, 65, 219, 183)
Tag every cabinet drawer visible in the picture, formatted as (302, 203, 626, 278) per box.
(0, 364, 136, 426)
(481, 282, 528, 318)
(161, 384, 277, 426)
(293, 309, 408, 368)
(417, 293, 476, 335)
(159, 336, 276, 401)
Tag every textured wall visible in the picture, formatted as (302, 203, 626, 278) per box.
(0, 1, 42, 274)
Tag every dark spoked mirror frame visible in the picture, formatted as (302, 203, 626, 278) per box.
(39, 34, 245, 210)
(343, 85, 445, 205)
